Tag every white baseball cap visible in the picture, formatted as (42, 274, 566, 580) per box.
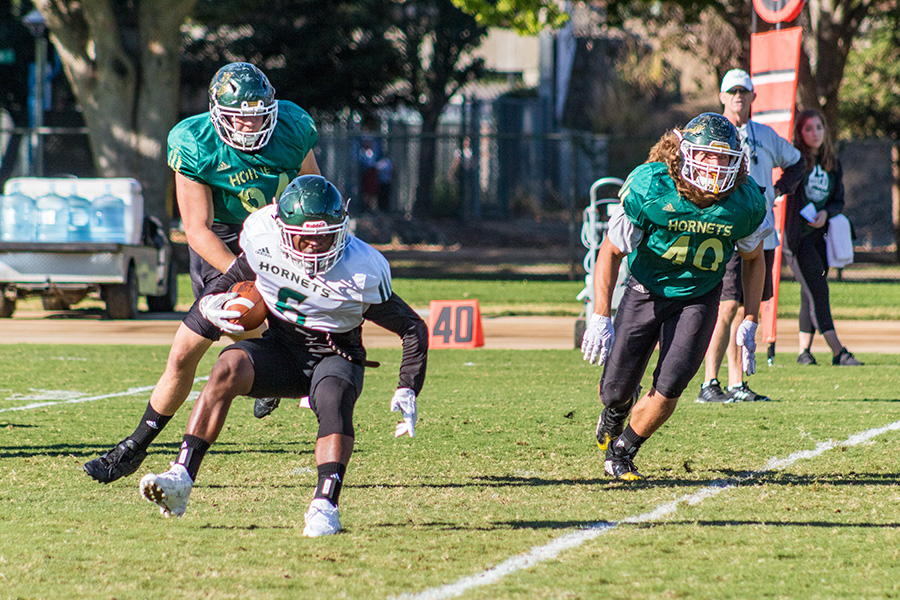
(720, 69, 754, 93)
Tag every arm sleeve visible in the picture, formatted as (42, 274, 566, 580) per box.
(773, 156, 805, 197)
(605, 204, 644, 254)
(182, 254, 257, 341)
(363, 293, 428, 394)
(824, 162, 845, 218)
(204, 254, 256, 295)
(737, 210, 775, 253)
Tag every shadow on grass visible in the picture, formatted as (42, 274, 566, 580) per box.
(0, 439, 315, 459)
(635, 519, 900, 529)
(352, 470, 900, 493)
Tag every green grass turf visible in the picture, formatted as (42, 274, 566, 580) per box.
(14, 274, 899, 321)
(1, 345, 899, 599)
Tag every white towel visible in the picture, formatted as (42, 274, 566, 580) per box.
(825, 214, 853, 268)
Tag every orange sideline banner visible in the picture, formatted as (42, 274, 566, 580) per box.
(750, 27, 802, 349)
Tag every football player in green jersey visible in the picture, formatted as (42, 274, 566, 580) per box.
(84, 62, 320, 484)
(581, 113, 772, 481)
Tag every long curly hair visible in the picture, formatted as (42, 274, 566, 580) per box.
(647, 129, 749, 209)
(793, 108, 837, 173)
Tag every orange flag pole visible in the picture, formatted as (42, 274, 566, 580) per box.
(750, 26, 802, 365)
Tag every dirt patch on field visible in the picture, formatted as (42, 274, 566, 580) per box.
(3, 310, 900, 355)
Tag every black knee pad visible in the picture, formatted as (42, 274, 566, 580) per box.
(310, 376, 358, 439)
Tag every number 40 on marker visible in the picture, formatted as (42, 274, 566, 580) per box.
(428, 300, 484, 349)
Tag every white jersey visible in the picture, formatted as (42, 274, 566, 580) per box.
(239, 205, 392, 333)
(738, 120, 802, 250)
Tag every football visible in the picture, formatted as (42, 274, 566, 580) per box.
(224, 280, 267, 330)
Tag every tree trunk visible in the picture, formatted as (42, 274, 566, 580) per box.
(37, 0, 198, 227)
(413, 110, 443, 219)
(892, 142, 900, 262)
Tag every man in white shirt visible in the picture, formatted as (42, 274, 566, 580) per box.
(696, 69, 806, 404)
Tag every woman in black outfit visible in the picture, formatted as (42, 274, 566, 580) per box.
(783, 108, 862, 366)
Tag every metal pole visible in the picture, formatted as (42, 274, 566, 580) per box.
(32, 35, 46, 177)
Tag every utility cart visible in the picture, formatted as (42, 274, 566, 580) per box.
(0, 177, 177, 319)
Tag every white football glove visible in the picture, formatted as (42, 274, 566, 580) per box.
(735, 319, 758, 376)
(581, 313, 615, 365)
(390, 387, 417, 438)
(198, 292, 244, 334)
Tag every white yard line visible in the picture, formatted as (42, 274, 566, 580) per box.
(395, 419, 900, 600)
(0, 377, 209, 414)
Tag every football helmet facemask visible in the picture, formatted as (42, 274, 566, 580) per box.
(676, 112, 743, 194)
(276, 175, 349, 277)
(209, 62, 278, 152)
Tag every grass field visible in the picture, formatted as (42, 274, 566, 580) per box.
(12, 274, 899, 322)
(2, 343, 899, 599)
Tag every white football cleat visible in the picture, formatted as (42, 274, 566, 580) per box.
(303, 498, 341, 537)
(140, 464, 193, 518)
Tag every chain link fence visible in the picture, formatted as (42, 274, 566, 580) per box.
(1, 124, 897, 282)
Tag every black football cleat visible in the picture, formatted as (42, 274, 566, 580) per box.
(253, 397, 281, 419)
(596, 385, 640, 451)
(604, 438, 645, 481)
(604, 455, 645, 481)
(83, 439, 148, 484)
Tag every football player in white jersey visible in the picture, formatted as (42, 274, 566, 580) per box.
(138, 175, 428, 537)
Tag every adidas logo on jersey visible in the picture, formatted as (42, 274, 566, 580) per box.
(216, 161, 231, 172)
(255, 246, 272, 257)
(662, 203, 676, 212)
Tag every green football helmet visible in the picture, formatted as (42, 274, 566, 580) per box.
(208, 62, 278, 152)
(276, 175, 349, 276)
(677, 112, 744, 194)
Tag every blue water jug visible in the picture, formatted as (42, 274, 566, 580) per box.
(67, 194, 93, 242)
(0, 193, 37, 242)
(35, 193, 69, 242)
(90, 193, 127, 243)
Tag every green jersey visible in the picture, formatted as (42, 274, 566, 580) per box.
(167, 100, 317, 224)
(621, 162, 766, 298)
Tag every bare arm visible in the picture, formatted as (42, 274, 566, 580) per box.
(176, 173, 236, 274)
(738, 241, 765, 322)
(593, 236, 628, 317)
(298, 150, 321, 176)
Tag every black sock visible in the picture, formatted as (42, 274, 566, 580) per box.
(314, 462, 346, 506)
(615, 424, 648, 457)
(174, 434, 210, 481)
(128, 403, 173, 448)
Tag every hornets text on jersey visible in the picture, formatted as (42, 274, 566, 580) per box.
(620, 162, 766, 298)
(239, 204, 392, 333)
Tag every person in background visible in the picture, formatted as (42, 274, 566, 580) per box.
(84, 62, 320, 484)
(138, 175, 428, 537)
(354, 123, 382, 212)
(582, 113, 771, 480)
(376, 155, 394, 213)
(783, 108, 862, 366)
(697, 69, 806, 404)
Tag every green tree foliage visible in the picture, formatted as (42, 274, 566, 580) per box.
(184, 0, 405, 118)
(839, 11, 900, 256)
(450, 0, 568, 34)
(0, 1, 33, 120)
(839, 12, 900, 140)
(388, 0, 488, 217)
(28, 0, 198, 223)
